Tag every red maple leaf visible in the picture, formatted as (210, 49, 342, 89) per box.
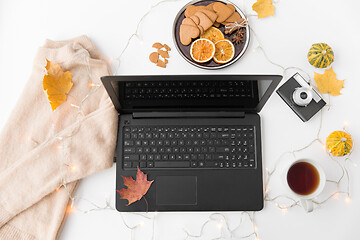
(117, 167, 154, 206)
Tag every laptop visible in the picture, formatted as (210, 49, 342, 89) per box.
(101, 75, 282, 212)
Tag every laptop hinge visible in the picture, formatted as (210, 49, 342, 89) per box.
(132, 112, 245, 119)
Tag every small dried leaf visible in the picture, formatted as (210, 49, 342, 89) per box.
(149, 52, 159, 63)
(164, 44, 171, 51)
(117, 167, 154, 206)
(43, 59, 73, 111)
(156, 59, 166, 68)
(158, 49, 169, 58)
(314, 67, 344, 96)
(252, 0, 275, 18)
(165, 59, 168, 64)
(152, 42, 163, 49)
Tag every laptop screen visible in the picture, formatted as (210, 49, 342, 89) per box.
(102, 75, 282, 113)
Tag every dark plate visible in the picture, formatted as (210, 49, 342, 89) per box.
(173, 0, 250, 70)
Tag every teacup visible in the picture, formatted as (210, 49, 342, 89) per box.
(284, 159, 326, 212)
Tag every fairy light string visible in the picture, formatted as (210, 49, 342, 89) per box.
(25, 0, 356, 239)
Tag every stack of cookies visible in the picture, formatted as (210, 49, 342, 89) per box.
(180, 2, 243, 46)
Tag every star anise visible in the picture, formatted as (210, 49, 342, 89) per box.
(232, 28, 245, 45)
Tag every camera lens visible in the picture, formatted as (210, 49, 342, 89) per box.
(300, 92, 308, 99)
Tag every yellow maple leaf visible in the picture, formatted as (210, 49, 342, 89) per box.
(252, 0, 275, 18)
(314, 67, 344, 96)
(43, 59, 73, 111)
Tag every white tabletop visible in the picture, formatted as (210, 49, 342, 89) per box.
(1, 0, 359, 239)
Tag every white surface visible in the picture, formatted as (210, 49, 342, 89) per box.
(1, 0, 359, 239)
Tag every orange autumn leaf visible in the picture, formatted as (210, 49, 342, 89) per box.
(314, 67, 344, 96)
(117, 167, 154, 206)
(43, 59, 73, 111)
(252, 0, 275, 18)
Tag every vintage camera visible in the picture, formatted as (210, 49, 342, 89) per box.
(277, 73, 326, 122)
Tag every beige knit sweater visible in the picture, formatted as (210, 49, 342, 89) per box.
(0, 35, 118, 239)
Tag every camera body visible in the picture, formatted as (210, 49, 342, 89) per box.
(277, 73, 326, 122)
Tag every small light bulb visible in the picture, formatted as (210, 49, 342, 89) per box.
(353, 162, 358, 167)
(71, 165, 77, 171)
(254, 225, 259, 231)
(139, 221, 144, 226)
(255, 237, 261, 240)
(89, 82, 95, 88)
(217, 222, 223, 229)
(333, 193, 339, 199)
(344, 121, 349, 127)
(55, 187, 60, 192)
(66, 205, 75, 214)
(281, 208, 288, 215)
(345, 196, 351, 203)
(57, 145, 62, 150)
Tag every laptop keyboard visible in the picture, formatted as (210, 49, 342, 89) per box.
(124, 81, 253, 100)
(122, 126, 256, 169)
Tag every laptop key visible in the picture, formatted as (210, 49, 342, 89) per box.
(123, 155, 139, 161)
(154, 161, 190, 168)
(124, 140, 134, 146)
(124, 147, 135, 154)
(132, 162, 139, 168)
(205, 161, 218, 167)
(123, 162, 132, 168)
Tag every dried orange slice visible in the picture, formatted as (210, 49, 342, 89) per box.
(200, 27, 224, 43)
(190, 39, 215, 63)
(213, 39, 235, 64)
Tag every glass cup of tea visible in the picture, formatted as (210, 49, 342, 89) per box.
(284, 159, 326, 212)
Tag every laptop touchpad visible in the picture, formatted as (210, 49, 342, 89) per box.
(156, 176, 197, 205)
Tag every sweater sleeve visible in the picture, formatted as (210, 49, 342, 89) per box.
(0, 100, 117, 227)
(0, 35, 118, 227)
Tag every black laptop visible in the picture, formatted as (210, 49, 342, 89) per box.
(101, 75, 281, 212)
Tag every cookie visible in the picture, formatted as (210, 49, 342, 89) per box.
(156, 59, 166, 68)
(180, 24, 200, 45)
(198, 25, 204, 35)
(152, 42, 163, 49)
(163, 44, 171, 51)
(227, 4, 236, 12)
(182, 17, 197, 27)
(165, 59, 168, 64)
(184, 5, 206, 18)
(213, 21, 220, 27)
(223, 12, 242, 24)
(195, 11, 213, 32)
(158, 49, 169, 58)
(205, 2, 215, 11)
(149, 52, 159, 63)
(190, 15, 200, 25)
(213, 2, 234, 23)
(198, 9, 218, 23)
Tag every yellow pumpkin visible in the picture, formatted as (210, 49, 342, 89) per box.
(326, 131, 353, 157)
(308, 43, 334, 68)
